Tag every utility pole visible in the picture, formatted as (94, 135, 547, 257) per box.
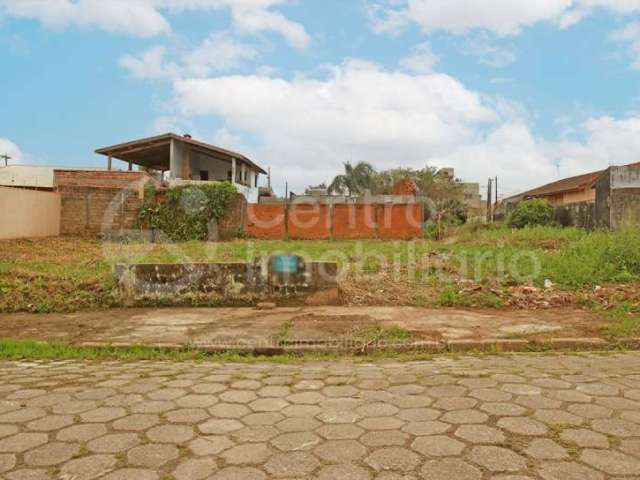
(494, 176, 498, 222)
(486, 178, 493, 223)
(1, 154, 10, 167)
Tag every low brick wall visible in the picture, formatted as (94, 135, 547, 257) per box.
(246, 202, 423, 240)
(55, 170, 150, 236)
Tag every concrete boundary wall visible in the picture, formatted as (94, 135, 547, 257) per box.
(246, 202, 423, 239)
(0, 186, 61, 239)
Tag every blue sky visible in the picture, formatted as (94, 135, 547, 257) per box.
(2, 0, 640, 196)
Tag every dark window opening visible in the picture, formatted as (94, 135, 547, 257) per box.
(200, 171, 209, 181)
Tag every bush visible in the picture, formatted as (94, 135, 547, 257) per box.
(507, 199, 555, 229)
(138, 182, 238, 241)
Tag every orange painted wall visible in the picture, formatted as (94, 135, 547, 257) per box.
(377, 203, 423, 239)
(287, 204, 332, 239)
(245, 204, 286, 239)
(332, 204, 376, 239)
(246, 202, 423, 240)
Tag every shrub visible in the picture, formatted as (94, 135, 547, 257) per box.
(507, 199, 555, 229)
(138, 182, 238, 241)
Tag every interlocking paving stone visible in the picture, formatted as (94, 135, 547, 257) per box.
(264, 451, 320, 477)
(411, 435, 465, 456)
(127, 444, 179, 468)
(221, 443, 272, 464)
(173, 457, 217, 480)
(537, 461, 604, 480)
(454, 424, 505, 444)
(525, 439, 568, 460)
(23, 442, 80, 466)
(0, 433, 48, 452)
(86, 433, 140, 453)
(559, 428, 609, 448)
(58, 454, 117, 480)
(57, 423, 107, 442)
(580, 448, 640, 475)
(420, 458, 482, 480)
(468, 446, 527, 472)
(317, 463, 371, 480)
(314, 439, 368, 462)
(365, 447, 421, 472)
(2, 354, 640, 478)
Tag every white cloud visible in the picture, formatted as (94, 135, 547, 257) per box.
(612, 21, 640, 69)
(368, 0, 640, 36)
(400, 42, 439, 73)
(462, 33, 517, 68)
(167, 59, 640, 195)
(184, 33, 259, 77)
(0, 0, 309, 47)
(120, 34, 259, 80)
(0, 138, 25, 165)
(0, 0, 171, 37)
(120, 46, 180, 80)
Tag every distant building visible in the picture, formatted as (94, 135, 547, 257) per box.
(436, 168, 482, 210)
(0, 165, 55, 189)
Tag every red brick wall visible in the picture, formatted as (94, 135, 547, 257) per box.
(245, 204, 287, 239)
(246, 202, 423, 240)
(54, 170, 149, 236)
(332, 204, 376, 239)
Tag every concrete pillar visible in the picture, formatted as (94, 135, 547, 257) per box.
(169, 139, 176, 179)
(107, 155, 112, 171)
(231, 158, 237, 184)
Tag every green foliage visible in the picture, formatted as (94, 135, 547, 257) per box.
(138, 182, 237, 241)
(328, 162, 376, 195)
(507, 199, 555, 229)
(605, 302, 640, 338)
(437, 285, 470, 307)
(541, 228, 640, 287)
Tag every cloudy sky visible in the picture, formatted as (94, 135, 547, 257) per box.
(2, 0, 640, 197)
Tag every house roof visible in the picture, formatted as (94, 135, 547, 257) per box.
(95, 133, 267, 174)
(519, 162, 640, 199)
(522, 169, 605, 198)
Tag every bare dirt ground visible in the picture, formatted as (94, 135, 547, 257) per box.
(0, 306, 608, 348)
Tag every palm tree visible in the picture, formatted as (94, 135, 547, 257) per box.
(328, 162, 376, 196)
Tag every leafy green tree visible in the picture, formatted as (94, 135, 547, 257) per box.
(328, 162, 376, 195)
(507, 199, 555, 229)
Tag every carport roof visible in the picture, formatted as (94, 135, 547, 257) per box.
(95, 133, 267, 174)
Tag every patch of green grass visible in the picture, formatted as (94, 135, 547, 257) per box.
(476, 292, 504, 309)
(0, 338, 446, 363)
(606, 303, 640, 338)
(437, 285, 471, 307)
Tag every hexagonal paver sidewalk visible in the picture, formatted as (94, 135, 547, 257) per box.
(0, 353, 640, 478)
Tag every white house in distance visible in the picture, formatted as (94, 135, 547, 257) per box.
(95, 133, 267, 203)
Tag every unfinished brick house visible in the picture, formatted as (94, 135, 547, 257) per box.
(95, 133, 267, 203)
